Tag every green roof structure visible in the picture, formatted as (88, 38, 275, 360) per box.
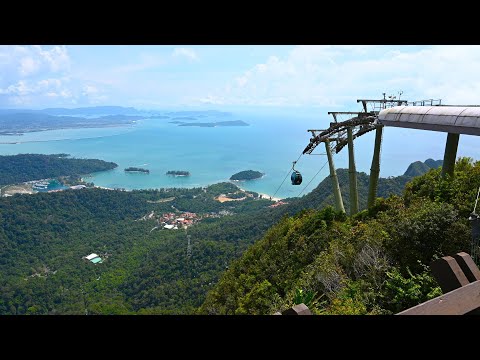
(90, 257, 103, 264)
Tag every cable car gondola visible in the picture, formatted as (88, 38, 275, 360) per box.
(291, 161, 302, 185)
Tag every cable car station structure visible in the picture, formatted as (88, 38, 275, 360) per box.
(302, 94, 480, 216)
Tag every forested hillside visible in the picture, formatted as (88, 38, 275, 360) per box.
(199, 158, 477, 315)
(0, 184, 276, 314)
(0, 154, 117, 185)
(284, 158, 442, 215)
(0, 157, 446, 314)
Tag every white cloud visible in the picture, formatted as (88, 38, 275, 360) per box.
(81, 84, 108, 104)
(0, 45, 70, 79)
(19, 57, 39, 76)
(82, 84, 99, 96)
(0, 77, 73, 107)
(112, 53, 165, 74)
(0, 46, 72, 106)
(0, 80, 31, 95)
(172, 47, 198, 61)
(33, 45, 70, 72)
(209, 45, 480, 108)
(4, 45, 480, 109)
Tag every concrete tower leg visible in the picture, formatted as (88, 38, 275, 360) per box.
(441, 132, 460, 178)
(325, 140, 345, 213)
(347, 127, 359, 215)
(367, 126, 383, 208)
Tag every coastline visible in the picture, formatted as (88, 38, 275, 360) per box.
(93, 185, 115, 190)
(236, 185, 282, 202)
(258, 192, 282, 202)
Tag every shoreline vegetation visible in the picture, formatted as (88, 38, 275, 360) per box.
(0, 154, 117, 186)
(125, 167, 150, 173)
(166, 170, 190, 176)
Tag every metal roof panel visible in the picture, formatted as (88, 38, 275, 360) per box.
(378, 106, 480, 135)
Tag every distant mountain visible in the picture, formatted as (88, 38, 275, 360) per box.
(403, 161, 431, 177)
(404, 158, 443, 177)
(0, 106, 143, 117)
(424, 158, 443, 169)
(40, 106, 141, 116)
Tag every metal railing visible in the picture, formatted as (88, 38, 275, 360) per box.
(408, 99, 442, 106)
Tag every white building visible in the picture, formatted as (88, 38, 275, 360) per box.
(85, 253, 99, 260)
(84, 253, 103, 264)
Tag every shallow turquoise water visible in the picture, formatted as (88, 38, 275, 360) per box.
(1, 110, 479, 199)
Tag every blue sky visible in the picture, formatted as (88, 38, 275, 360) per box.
(1, 45, 479, 110)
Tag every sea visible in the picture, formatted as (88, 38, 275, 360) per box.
(1, 110, 480, 199)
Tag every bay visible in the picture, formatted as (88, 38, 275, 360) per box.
(0, 110, 479, 199)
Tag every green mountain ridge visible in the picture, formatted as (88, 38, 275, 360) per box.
(199, 158, 476, 315)
(0, 156, 449, 314)
(285, 158, 443, 215)
(403, 158, 443, 177)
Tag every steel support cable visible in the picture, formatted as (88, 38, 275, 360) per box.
(271, 152, 303, 199)
(297, 157, 329, 198)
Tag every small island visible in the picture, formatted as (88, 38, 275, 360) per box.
(166, 170, 190, 176)
(125, 167, 150, 173)
(230, 170, 264, 181)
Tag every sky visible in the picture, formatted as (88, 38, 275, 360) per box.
(1, 45, 480, 110)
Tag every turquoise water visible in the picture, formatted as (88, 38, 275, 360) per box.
(1, 111, 480, 199)
(34, 179, 69, 192)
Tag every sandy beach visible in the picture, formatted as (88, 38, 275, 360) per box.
(258, 193, 282, 202)
(216, 195, 247, 203)
(235, 186, 282, 202)
(94, 185, 115, 190)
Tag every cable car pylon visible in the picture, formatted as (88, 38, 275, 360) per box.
(324, 139, 345, 213)
(303, 93, 408, 214)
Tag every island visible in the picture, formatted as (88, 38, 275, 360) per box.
(125, 167, 150, 173)
(230, 170, 264, 181)
(166, 170, 190, 176)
